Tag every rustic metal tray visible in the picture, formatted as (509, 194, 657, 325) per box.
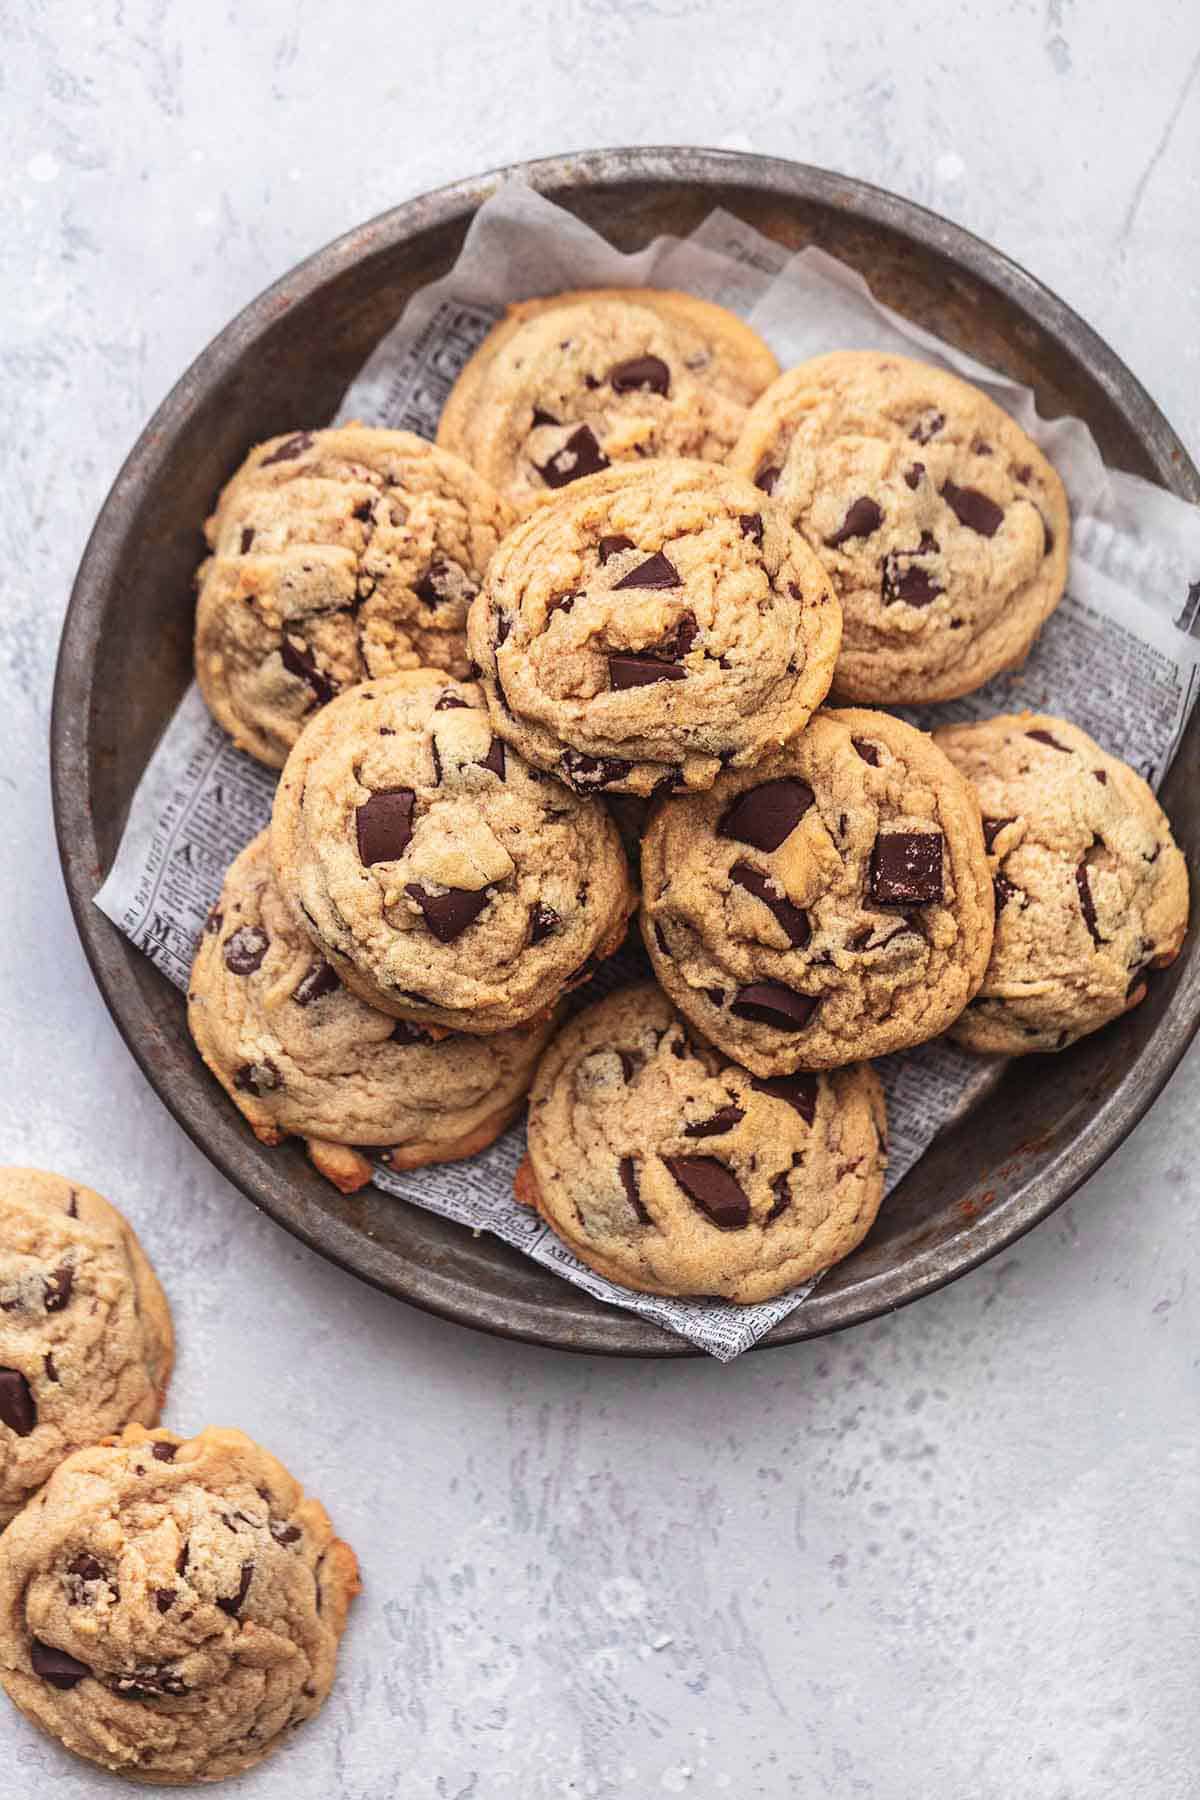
(51, 148, 1200, 1355)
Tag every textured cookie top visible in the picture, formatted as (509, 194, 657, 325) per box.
(0, 1425, 359, 1784)
(524, 984, 887, 1303)
(934, 713, 1190, 1054)
(436, 287, 779, 507)
(189, 832, 554, 1164)
(728, 351, 1070, 703)
(468, 460, 842, 797)
(270, 670, 635, 1033)
(641, 708, 994, 1074)
(195, 426, 514, 766)
(0, 1170, 173, 1528)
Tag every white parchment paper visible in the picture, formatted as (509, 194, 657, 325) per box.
(96, 184, 1200, 1358)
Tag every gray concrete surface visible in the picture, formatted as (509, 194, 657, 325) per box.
(3, 2, 1199, 1794)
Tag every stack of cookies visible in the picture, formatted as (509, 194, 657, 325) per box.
(188, 289, 1190, 1308)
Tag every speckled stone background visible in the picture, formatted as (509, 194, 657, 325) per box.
(3, 2, 1199, 1795)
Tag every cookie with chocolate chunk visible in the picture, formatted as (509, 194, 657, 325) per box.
(934, 712, 1189, 1053)
(468, 459, 842, 797)
(270, 669, 635, 1034)
(437, 287, 779, 508)
(727, 351, 1070, 702)
(519, 984, 887, 1303)
(641, 708, 994, 1074)
(0, 1424, 359, 1784)
(195, 426, 514, 766)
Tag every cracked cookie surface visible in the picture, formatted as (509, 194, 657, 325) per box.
(437, 287, 779, 508)
(188, 832, 558, 1191)
(520, 984, 887, 1302)
(194, 426, 514, 767)
(934, 712, 1189, 1053)
(641, 708, 994, 1074)
(727, 351, 1070, 703)
(0, 1170, 173, 1529)
(270, 669, 635, 1033)
(468, 459, 842, 798)
(0, 1424, 359, 1784)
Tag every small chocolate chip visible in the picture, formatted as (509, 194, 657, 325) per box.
(154, 1590, 176, 1614)
(529, 904, 561, 945)
(663, 1157, 750, 1229)
(852, 738, 880, 766)
(750, 1072, 818, 1125)
(731, 864, 810, 947)
(43, 1351, 58, 1383)
(607, 353, 670, 395)
(68, 1555, 105, 1583)
(903, 463, 925, 490)
(909, 411, 944, 444)
(730, 983, 819, 1031)
(683, 1105, 745, 1138)
(825, 496, 883, 548)
(280, 637, 336, 706)
(869, 832, 944, 906)
(176, 1541, 190, 1577)
(755, 463, 780, 494)
(1094, 769, 1108, 785)
(204, 907, 224, 936)
(31, 1639, 90, 1689)
(151, 1442, 177, 1463)
(261, 431, 313, 466)
(982, 816, 1014, 851)
(294, 958, 340, 1006)
(598, 534, 635, 564)
(43, 1266, 73, 1313)
(738, 513, 764, 546)
(389, 1019, 434, 1046)
(718, 778, 814, 852)
(1076, 862, 1103, 945)
(270, 1520, 302, 1546)
(994, 874, 1020, 912)
(560, 752, 632, 793)
(536, 423, 610, 489)
(356, 788, 415, 864)
(881, 551, 943, 608)
(495, 612, 512, 647)
(223, 926, 269, 976)
(767, 1171, 792, 1221)
(414, 561, 470, 608)
(239, 527, 255, 553)
(434, 692, 470, 712)
(941, 481, 1004, 537)
(612, 551, 681, 591)
(405, 883, 494, 943)
(234, 1060, 281, 1096)
(217, 1561, 255, 1619)
(0, 1368, 36, 1436)
(1026, 728, 1072, 753)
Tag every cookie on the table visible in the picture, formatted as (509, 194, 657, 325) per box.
(934, 713, 1189, 1054)
(270, 669, 635, 1034)
(188, 832, 557, 1190)
(0, 1424, 359, 1784)
(467, 459, 842, 798)
(194, 426, 515, 767)
(641, 708, 994, 1074)
(0, 1170, 173, 1530)
(727, 351, 1070, 702)
(517, 984, 887, 1303)
(437, 287, 779, 507)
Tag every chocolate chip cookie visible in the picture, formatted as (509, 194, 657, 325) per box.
(934, 713, 1189, 1053)
(437, 287, 779, 508)
(641, 708, 994, 1074)
(467, 459, 842, 798)
(0, 1170, 173, 1529)
(270, 669, 635, 1033)
(518, 984, 887, 1302)
(0, 1424, 359, 1784)
(727, 351, 1070, 703)
(195, 425, 515, 766)
(189, 831, 557, 1190)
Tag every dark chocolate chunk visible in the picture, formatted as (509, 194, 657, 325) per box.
(718, 777, 814, 851)
(881, 552, 943, 607)
(731, 864, 810, 946)
(545, 591, 576, 621)
(1076, 863, 1103, 945)
(852, 738, 880, 765)
(405, 883, 493, 943)
(738, 513, 764, 546)
(609, 653, 686, 689)
(495, 611, 512, 646)
(1026, 728, 1072, 752)
(903, 462, 925, 489)
(154, 1590, 176, 1614)
(612, 551, 681, 591)
(730, 983, 819, 1031)
(223, 926, 269, 976)
(176, 1542, 190, 1577)
(280, 636, 335, 706)
(909, 411, 944, 444)
(683, 1105, 745, 1138)
(663, 1156, 750, 1229)
(1094, 769, 1108, 785)
(767, 1171, 792, 1221)
(151, 1441, 177, 1462)
(261, 431, 313, 466)
(529, 903, 561, 945)
(618, 1156, 651, 1225)
(43, 1267, 73, 1312)
(825, 496, 883, 548)
(536, 423, 609, 488)
(31, 1639, 90, 1688)
(869, 832, 944, 906)
(414, 561, 471, 608)
(755, 463, 780, 494)
(217, 1561, 255, 1619)
(478, 737, 506, 778)
(598, 534, 635, 564)
(750, 1072, 818, 1125)
(68, 1555, 105, 1583)
(355, 788, 415, 864)
(941, 481, 1004, 537)
(43, 1351, 58, 1383)
(981, 816, 1014, 851)
(233, 1060, 281, 1096)
(270, 1520, 302, 1546)
(994, 873, 1020, 912)
(560, 752, 632, 792)
(239, 527, 255, 554)
(531, 406, 560, 428)
(434, 692, 470, 711)
(293, 959, 339, 1007)
(607, 353, 670, 395)
(0, 1367, 36, 1437)
(389, 1018, 434, 1046)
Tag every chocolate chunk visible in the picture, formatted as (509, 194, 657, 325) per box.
(434, 692, 470, 711)
(151, 1441, 177, 1462)
(31, 1639, 90, 1688)
(663, 1156, 750, 1229)
(683, 1105, 745, 1138)
(217, 1561, 255, 1619)
(478, 737, 506, 778)
(904, 462, 925, 489)
(536, 423, 609, 489)
(1094, 769, 1108, 785)
(560, 752, 632, 792)
(825, 496, 884, 548)
(234, 1060, 281, 1096)
(981, 816, 1014, 851)
(718, 777, 814, 852)
(909, 411, 944, 444)
(115, 1667, 189, 1700)
(994, 874, 1019, 912)
(223, 926, 268, 976)
(43, 1266, 73, 1312)
(69, 1555, 105, 1583)
(731, 863, 810, 946)
(0, 1368, 36, 1437)
(1076, 863, 1103, 945)
(1026, 728, 1072, 753)
(239, 527, 255, 553)
(545, 591, 576, 621)
(738, 513, 764, 546)
(261, 431, 313, 466)
(730, 983, 819, 1031)
(750, 1072, 818, 1125)
(405, 883, 493, 943)
(972, 439, 993, 455)
(154, 1590, 176, 1614)
(294, 958, 339, 1006)
(598, 534, 635, 564)
(852, 738, 880, 765)
(414, 561, 470, 608)
(607, 353, 670, 395)
(609, 653, 686, 689)
(767, 1171, 792, 1221)
(618, 1155, 651, 1225)
(941, 481, 1004, 537)
(869, 832, 944, 905)
(531, 406, 559, 428)
(389, 1019, 434, 1045)
(43, 1352, 58, 1382)
(280, 636, 335, 706)
(176, 1542, 190, 1577)
(355, 788, 415, 864)
(495, 612, 512, 646)
(705, 988, 726, 1008)
(529, 903, 560, 945)
(755, 463, 780, 494)
(881, 553, 943, 607)
(612, 551, 681, 591)
(270, 1520, 302, 1545)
